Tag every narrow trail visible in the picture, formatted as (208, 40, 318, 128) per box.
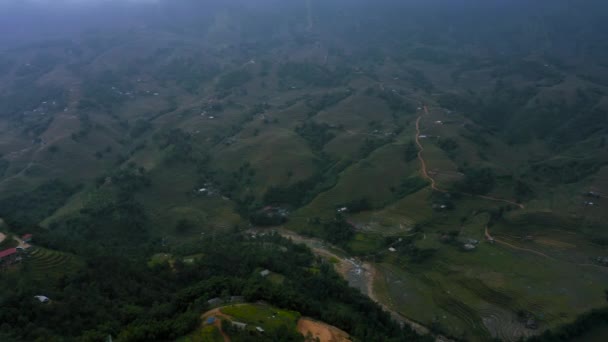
(345, 129, 386, 138)
(588, 188, 608, 199)
(0, 82, 82, 189)
(415, 105, 524, 209)
(273, 228, 452, 342)
(485, 227, 608, 271)
(476, 194, 524, 209)
(13, 236, 30, 249)
(201, 307, 234, 342)
(485, 227, 553, 260)
(415, 106, 443, 192)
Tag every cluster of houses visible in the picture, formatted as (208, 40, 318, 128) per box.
(462, 239, 479, 251)
(583, 191, 603, 207)
(595, 256, 608, 267)
(205, 315, 265, 334)
(0, 234, 33, 269)
(207, 296, 245, 307)
(196, 183, 219, 197)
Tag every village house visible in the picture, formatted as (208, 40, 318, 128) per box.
(0, 248, 21, 268)
(232, 321, 247, 329)
(22, 234, 33, 243)
(595, 256, 608, 266)
(207, 298, 224, 306)
(463, 243, 476, 251)
(34, 295, 50, 303)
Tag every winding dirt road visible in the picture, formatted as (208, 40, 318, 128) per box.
(274, 229, 452, 341)
(415, 105, 523, 209)
(485, 227, 553, 260)
(415, 107, 443, 192)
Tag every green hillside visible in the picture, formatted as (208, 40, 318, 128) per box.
(1, 0, 608, 341)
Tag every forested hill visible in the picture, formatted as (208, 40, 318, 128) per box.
(0, 231, 427, 341)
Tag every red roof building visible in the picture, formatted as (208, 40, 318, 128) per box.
(22, 234, 33, 242)
(0, 248, 17, 259)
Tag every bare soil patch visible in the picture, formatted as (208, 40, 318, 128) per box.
(297, 317, 350, 342)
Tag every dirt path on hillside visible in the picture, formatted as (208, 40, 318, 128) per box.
(362, 263, 446, 339)
(485, 227, 554, 260)
(12, 236, 30, 249)
(415, 106, 524, 209)
(297, 317, 351, 342)
(0, 84, 82, 189)
(476, 194, 524, 209)
(275, 229, 451, 342)
(485, 228, 608, 273)
(415, 106, 442, 192)
(200, 307, 233, 342)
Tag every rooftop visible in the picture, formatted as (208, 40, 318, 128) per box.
(0, 248, 17, 259)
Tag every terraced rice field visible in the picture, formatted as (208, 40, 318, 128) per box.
(26, 247, 83, 281)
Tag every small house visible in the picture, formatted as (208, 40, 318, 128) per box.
(206, 317, 216, 325)
(388, 247, 397, 252)
(463, 243, 476, 251)
(256, 326, 265, 333)
(0, 248, 20, 267)
(526, 317, 538, 330)
(34, 295, 50, 303)
(260, 269, 270, 277)
(207, 298, 224, 306)
(232, 321, 247, 329)
(22, 234, 33, 243)
(596, 257, 608, 266)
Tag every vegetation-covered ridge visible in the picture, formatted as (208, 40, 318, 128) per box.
(1, 0, 608, 341)
(0, 231, 426, 341)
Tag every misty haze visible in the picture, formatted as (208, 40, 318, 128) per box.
(0, 1, 607, 341)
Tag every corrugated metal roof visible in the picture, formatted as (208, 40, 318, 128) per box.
(0, 248, 17, 258)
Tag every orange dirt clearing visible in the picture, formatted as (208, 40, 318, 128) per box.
(201, 307, 232, 342)
(297, 317, 351, 342)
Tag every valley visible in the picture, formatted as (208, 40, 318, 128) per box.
(1, 1, 608, 341)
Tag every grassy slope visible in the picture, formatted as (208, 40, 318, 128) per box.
(0, 17, 607, 342)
